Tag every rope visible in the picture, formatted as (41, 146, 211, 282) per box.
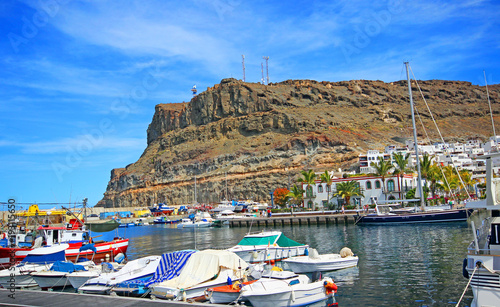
(456, 264, 478, 306)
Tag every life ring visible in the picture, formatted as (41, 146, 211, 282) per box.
(324, 278, 338, 294)
(1, 233, 7, 240)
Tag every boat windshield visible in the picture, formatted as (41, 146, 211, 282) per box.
(237, 235, 279, 246)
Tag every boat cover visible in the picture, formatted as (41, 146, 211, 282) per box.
(79, 243, 97, 253)
(86, 220, 120, 233)
(21, 244, 69, 264)
(121, 250, 196, 288)
(237, 233, 303, 247)
(50, 261, 86, 273)
(156, 250, 248, 290)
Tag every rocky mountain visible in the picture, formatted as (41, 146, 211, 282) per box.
(97, 78, 500, 208)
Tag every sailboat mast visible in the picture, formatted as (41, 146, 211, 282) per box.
(405, 62, 425, 210)
(485, 70, 496, 143)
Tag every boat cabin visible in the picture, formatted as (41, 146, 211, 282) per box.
(37, 226, 88, 246)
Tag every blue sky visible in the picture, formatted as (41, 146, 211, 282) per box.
(1, 0, 499, 209)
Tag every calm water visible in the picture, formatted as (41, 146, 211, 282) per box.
(97, 214, 481, 307)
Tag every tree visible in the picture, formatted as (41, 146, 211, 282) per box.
(334, 180, 364, 209)
(419, 153, 434, 187)
(393, 152, 410, 199)
(297, 170, 316, 208)
(273, 188, 290, 208)
(320, 170, 333, 209)
(287, 185, 304, 207)
(371, 156, 394, 191)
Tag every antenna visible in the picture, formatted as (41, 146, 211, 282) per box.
(485, 71, 496, 141)
(191, 85, 197, 97)
(261, 62, 264, 84)
(242, 55, 246, 82)
(263, 56, 269, 85)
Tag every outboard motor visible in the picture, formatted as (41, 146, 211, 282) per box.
(312, 271, 322, 282)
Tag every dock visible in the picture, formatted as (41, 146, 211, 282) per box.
(0, 289, 222, 307)
(228, 213, 359, 227)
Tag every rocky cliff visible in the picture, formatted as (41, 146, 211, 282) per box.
(97, 78, 500, 208)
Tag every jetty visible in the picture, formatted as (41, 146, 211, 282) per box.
(228, 212, 359, 227)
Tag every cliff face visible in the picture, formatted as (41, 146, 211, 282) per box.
(97, 78, 500, 208)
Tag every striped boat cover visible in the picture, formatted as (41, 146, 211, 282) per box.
(122, 250, 196, 288)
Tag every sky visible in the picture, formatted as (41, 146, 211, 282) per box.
(0, 0, 499, 209)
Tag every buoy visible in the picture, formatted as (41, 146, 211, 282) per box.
(323, 278, 338, 294)
(270, 259, 275, 265)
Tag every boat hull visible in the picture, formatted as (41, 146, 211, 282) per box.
(32, 271, 70, 290)
(65, 239, 129, 262)
(67, 270, 101, 289)
(356, 209, 472, 225)
(242, 282, 332, 307)
(284, 255, 359, 273)
(0, 247, 31, 269)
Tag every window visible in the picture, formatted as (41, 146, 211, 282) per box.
(387, 179, 395, 192)
(366, 181, 372, 190)
(326, 185, 331, 192)
(306, 186, 314, 198)
(318, 185, 323, 193)
(375, 180, 381, 189)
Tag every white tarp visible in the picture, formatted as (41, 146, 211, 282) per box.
(156, 249, 247, 290)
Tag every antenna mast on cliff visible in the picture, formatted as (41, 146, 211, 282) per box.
(263, 56, 269, 85)
(242, 55, 246, 82)
(191, 85, 197, 97)
(261, 62, 264, 84)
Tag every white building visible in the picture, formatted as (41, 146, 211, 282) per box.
(300, 174, 416, 209)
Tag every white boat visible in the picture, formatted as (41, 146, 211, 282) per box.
(150, 249, 248, 301)
(31, 260, 94, 290)
(226, 231, 309, 263)
(0, 244, 68, 288)
(240, 270, 337, 307)
(463, 152, 500, 307)
(78, 255, 161, 294)
(216, 210, 243, 220)
(176, 218, 211, 228)
(283, 247, 358, 273)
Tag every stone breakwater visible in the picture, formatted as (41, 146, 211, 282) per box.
(97, 78, 500, 208)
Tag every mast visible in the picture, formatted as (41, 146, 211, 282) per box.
(485, 70, 497, 146)
(405, 62, 425, 210)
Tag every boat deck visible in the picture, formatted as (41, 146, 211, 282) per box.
(0, 289, 224, 306)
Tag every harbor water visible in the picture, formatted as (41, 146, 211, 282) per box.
(96, 214, 481, 306)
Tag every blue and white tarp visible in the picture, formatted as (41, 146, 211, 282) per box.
(120, 250, 196, 288)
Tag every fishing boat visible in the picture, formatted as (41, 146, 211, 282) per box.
(462, 152, 500, 307)
(149, 203, 175, 216)
(78, 255, 161, 294)
(31, 260, 93, 290)
(283, 247, 358, 273)
(150, 250, 248, 301)
(239, 270, 337, 307)
(355, 62, 473, 225)
(111, 250, 195, 297)
(226, 230, 309, 263)
(153, 216, 178, 224)
(0, 243, 68, 288)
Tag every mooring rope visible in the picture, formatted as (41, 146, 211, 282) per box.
(456, 264, 478, 307)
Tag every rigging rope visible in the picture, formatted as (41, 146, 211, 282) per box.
(409, 65, 471, 200)
(456, 264, 477, 307)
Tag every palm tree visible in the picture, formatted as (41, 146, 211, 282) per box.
(334, 180, 364, 210)
(320, 170, 333, 209)
(297, 170, 316, 209)
(392, 152, 410, 199)
(419, 153, 434, 185)
(371, 156, 394, 192)
(287, 184, 304, 207)
(427, 164, 441, 200)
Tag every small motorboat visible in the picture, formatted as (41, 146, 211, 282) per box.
(78, 255, 161, 294)
(240, 270, 337, 307)
(283, 247, 359, 273)
(0, 243, 69, 288)
(150, 250, 248, 301)
(31, 260, 93, 290)
(176, 218, 212, 228)
(205, 279, 257, 304)
(226, 230, 309, 263)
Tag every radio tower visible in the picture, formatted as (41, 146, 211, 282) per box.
(263, 56, 269, 85)
(242, 55, 246, 82)
(261, 62, 264, 84)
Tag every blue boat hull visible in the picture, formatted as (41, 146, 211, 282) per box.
(355, 209, 473, 225)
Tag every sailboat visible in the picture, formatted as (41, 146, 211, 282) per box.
(355, 62, 473, 225)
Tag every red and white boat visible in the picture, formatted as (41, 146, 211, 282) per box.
(0, 223, 128, 268)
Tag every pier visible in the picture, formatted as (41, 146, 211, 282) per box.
(0, 289, 220, 307)
(228, 213, 359, 227)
